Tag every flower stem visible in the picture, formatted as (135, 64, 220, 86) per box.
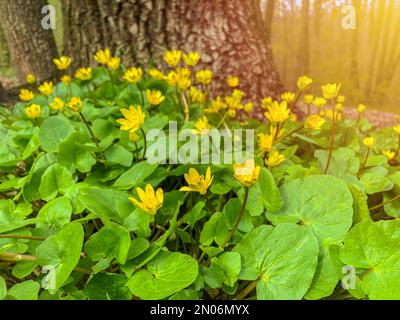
(369, 193, 400, 211)
(220, 186, 249, 249)
(358, 147, 370, 177)
(235, 280, 257, 300)
(0, 235, 45, 240)
(324, 101, 337, 174)
(137, 83, 145, 106)
(140, 128, 147, 160)
(79, 112, 106, 163)
(394, 135, 400, 159)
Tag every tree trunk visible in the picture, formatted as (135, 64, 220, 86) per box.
(263, 0, 276, 43)
(349, 0, 360, 96)
(0, 25, 10, 75)
(62, 0, 283, 101)
(298, 0, 310, 75)
(0, 0, 59, 83)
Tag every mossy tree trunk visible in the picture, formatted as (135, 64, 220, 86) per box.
(0, 0, 59, 83)
(62, 0, 282, 100)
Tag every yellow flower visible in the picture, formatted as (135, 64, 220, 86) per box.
(183, 52, 200, 66)
(233, 159, 260, 187)
(166, 70, 179, 86)
(382, 150, 395, 160)
(129, 184, 163, 216)
(265, 151, 285, 168)
(94, 48, 111, 65)
(305, 115, 325, 130)
(26, 74, 36, 84)
(176, 67, 191, 79)
(205, 96, 226, 113)
(107, 57, 121, 70)
(335, 103, 344, 112)
(303, 94, 314, 105)
(116, 105, 145, 133)
(258, 133, 274, 154)
(337, 95, 346, 103)
(297, 76, 313, 91)
(75, 67, 92, 81)
(146, 90, 165, 106)
(192, 116, 213, 135)
(227, 109, 237, 118)
(363, 137, 375, 148)
(177, 77, 191, 91)
(53, 56, 72, 70)
(321, 109, 342, 121)
(164, 50, 182, 67)
(313, 97, 327, 108)
(290, 114, 298, 122)
(148, 68, 164, 80)
(232, 89, 245, 101)
(321, 83, 341, 100)
(261, 97, 273, 109)
(393, 125, 400, 135)
(227, 76, 240, 88)
(50, 97, 65, 111)
(123, 67, 143, 84)
(25, 104, 41, 118)
(196, 70, 213, 86)
(38, 81, 54, 96)
(61, 75, 72, 84)
(281, 92, 296, 103)
(19, 89, 34, 102)
(180, 167, 213, 195)
(244, 102, 253, 113)
(358, 104, 366, 113)
(264, 101, 290, 123)
(67, 96, 83, 112)
(190, 87, 205, 104)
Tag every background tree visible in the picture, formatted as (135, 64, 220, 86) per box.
(61, 0, 283, 100)
(0, 0, 58, 82)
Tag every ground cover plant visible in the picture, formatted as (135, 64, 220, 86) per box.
(1, 50, 400, 300)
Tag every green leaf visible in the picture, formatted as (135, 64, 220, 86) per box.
(0, 200, 34, 233)
(7, 280, 40, 300)
(39, 116, 74, 152)
(127, 251, 198, 300)
(267, 175, 353, 241)
(105, 145, 133, 167)
(0, 276, 6, 300)
(84, 223, 131, 273)
(315, 147, 360, 178)
(37, 196, 72, 230)
(113, 161, 158, 190)
(339, 220, 400, 299)
(84, 273, 132, 300)
(233, 224, 319, 300)
(123, 208, 152, 238)
(360, 172, 393, 195)
(349, 184, 372, 224)
(183, 201, 206, 227)
(39, 164, 75, 201)
(258, 168, 283, 213)
(36, 223, 84, 294)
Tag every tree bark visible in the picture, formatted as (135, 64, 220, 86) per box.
(0, 0, 59, 83)
(299, 0, 310, 75)
(62, 0, 283, 101)
(0, 24, 10, 75)
(263, 0, 276, 43)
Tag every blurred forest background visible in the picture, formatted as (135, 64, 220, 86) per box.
(0, 0, 399, 113)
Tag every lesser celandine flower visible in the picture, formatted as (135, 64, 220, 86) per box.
(265, 151, 285, 168)
(363, 137, 375, 148)
(177, 77, 191, 91)
(305, 114, 325, 130)
(53, 56, 72, 70)
(261, 97, 273, 109)
(321, 109, 342, 121)
(321, 83, 341, 100)
(50, 97, 65, 111)
(281, 91, 295, 103)
(227, 76, 239, 88)
(61, 75, 72, 84)
(382, 150, 395, 160)
(393, 125, 400, 135)
(123, 67, 143, 84)
(26, 74, 36, 84)
(19, 89, 34, 102)
(358, 104, 366, 113)
(183, 51, 200, 66)
(180, 167, 213, 195)
(75, 67, 92, 81)
(244, 102, 253, 113)
(258, 133, 274, 154)
(94, 48, 111, 65)
(148, 68, 164, 80)
(190, 87, 206, 104)
(163, 50, 182, 67)
(264, 101, 290, 123)
(67, 96, 83, 112)
(192, 116, 212, 135)
(196, 70, 213, 86)
(129, 184, 163, 216)
(337, 95, 346, 103)
(107, 56, 121, 70)
(313, 97, 327, 108)
(227, 109, 236, 118)
(38, 81, 54, 96)
(146, 90, 165, 106)
(25, 104, 41, 118)
(297, 76, 313, 91)
(233, 159, 260, 187)
(303, 94, 314, 105)
(205, 96, 226, 113)
(116, 105, 145, 135)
